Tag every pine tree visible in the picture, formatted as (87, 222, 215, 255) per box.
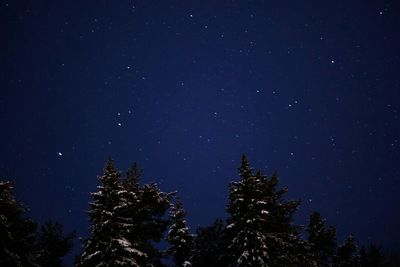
(122, 163, 142, 193)
(225, 155, 311, 267)
(167, 198, 193, 267)
(76, 159, 146, 267)
(0, 181, 38, 267)
(35, 221, 75, 267)
(334, 235, 360, 267)
(307, 212, 337, 266)
(359, 244, 384, 267)
(225, 157, 270, 266)
(119, 163, 148, 266)
(192, 219, 225, 267)
(122, 162, 173, 266)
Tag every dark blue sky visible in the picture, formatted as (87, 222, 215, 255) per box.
(1, 0, 399, 259)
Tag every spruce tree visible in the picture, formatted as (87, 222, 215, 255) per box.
(225, 155, 311, 267)
(359, 244, 384, 267)
(120, 163, 147, 266)
(122, 162, 173, 266)
(307, 212, 337, 266)
(0, 181, 38, 267)
(35, 221, 75, 267)
(334, 235, 360, 267)
(76, 159, 146, 267)
(192, 219, 225, 267)
(167, 198, 193, 267)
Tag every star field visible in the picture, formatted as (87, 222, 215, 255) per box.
(0, 0, 399, 262)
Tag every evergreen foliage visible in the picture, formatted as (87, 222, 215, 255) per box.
(192, 219, 225, 267)
(0, 181, 38, 267)
(35, 221, 75, 267)
(167, 198, 193, 267)
(334, 235, 360, 267)
(307, 211, 337, 266)
(2, 156, 400, 266)
(76, 159, 145, 267)
(359, 244, 384, 267)
(0, 181, 74, 267)
(225, 155, 311, 266)
(122, 162, 173, 266)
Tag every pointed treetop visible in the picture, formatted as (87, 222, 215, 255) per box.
(308, 212, 325, 236)
(123, 162, 143, 190)
(335, 234, 358, 265)
(103, 157, 116, 173)
(238, 154, 253, 179)
(128, 162, 143, 180)
(341, 235, 356, 251)
(99, 157, 121, 186)
(167, 197, 193, 267)
(240, 154, 249, 167)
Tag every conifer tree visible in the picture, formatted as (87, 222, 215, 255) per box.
(334, 235, 360, 267)
(167, 198, 193, 267)
(35, 221, 75, 267)
(119, 163, 147, 266)
(225, 157, 270, 266)
(359, 244, 384, 267)
(0, 181, 38, 267)
(122, 162, 173, 266)
(307, 212, 337, 266)
(225, 155, 311, 267)
(192, 219, 225, 267)
(122, 163, 142, 193)
(76, 159, 146, 267)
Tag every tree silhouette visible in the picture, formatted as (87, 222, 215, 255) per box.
(76, 159, 145, 266)
(307, 212, 337, 266)
(35, 221, 75, 267)
(225, 155, 311, 266)
(167, 198, 193, 267)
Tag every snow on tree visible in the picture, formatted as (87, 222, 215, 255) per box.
(76, 159, 146, 267)
(225, 155, 313, 267)
(122, 162, 173, 266)
(167, 197, 193, 267)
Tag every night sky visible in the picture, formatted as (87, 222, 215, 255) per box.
(1, 0, 399, 261)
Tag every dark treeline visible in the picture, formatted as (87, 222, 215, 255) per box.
(0, 181, 75, 266)
(1, 155, 399, 266)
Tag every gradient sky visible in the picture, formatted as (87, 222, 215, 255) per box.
(1, 0, 399, 262)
